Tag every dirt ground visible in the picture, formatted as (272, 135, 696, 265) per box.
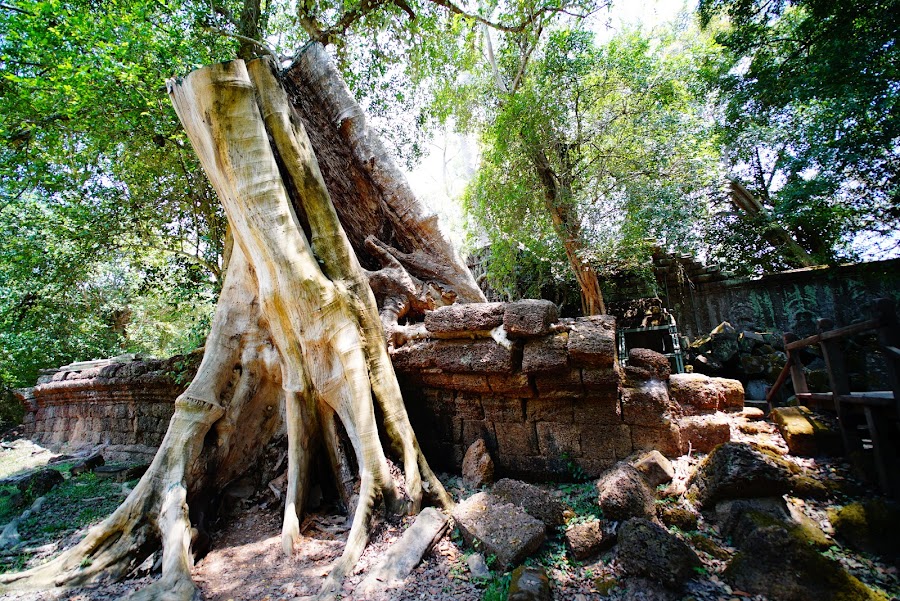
(0, 410, 898, 601)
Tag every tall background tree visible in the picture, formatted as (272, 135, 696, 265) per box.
(700, 0, 900, 272)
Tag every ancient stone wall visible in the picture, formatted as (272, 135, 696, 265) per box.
(17, 356, 193, 462)
(394, 301, 739, 479)
(18, 302, 740, 478)
(660, 258, 900, 340)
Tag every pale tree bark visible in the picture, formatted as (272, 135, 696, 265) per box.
(0, 46, 473, 600)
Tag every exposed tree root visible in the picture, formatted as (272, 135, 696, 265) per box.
(2, 52, 456, 599)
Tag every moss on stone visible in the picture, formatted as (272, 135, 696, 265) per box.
(829, 500, 900, 557)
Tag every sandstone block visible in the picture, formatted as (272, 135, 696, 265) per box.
(487, 374, 534, 397)
(631, 450, 675, 488)
(573, 393, 621, 422)
(522, 333, 569, 373)
(534, 369, 583, 399)
(580, 424, 632, 461)
(494, 422, 538, 456)
(452, 492, 545, 570)
(631, 421, 683, 457)
(686, 442, 793, 508)
(482, 397, 524, 422)
(621, 380, 675, 427)
(392, 339, 515, 374)
(503, 299, 559, 338)
(677, 413, 731, 454)
(567, 316, 616, 368)
(536, 422, 581, 457)
(564, 520, 613, 560)
(617, 518, 701, 588)
(525, 398, 574, 423)
(453, 395, 484, 420)
(424, 302, 505, 333)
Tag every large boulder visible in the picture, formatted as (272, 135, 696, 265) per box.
(596, 463, 656, 521)
(686, 442, 793, 508)
(828, 500, 900, 557)
(724, 524, 886, 601)
(616, 518, 701, 589)
(491, 479, 565, 529)
(451, 492, 545, 570)
(14, 468, 63, 497)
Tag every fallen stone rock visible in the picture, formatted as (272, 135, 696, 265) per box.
(724, 524, 886, 601)
(631, 450, 674, 488)
(828, 499, 900, 557)
(717, 378, 744, 410)
(15, 468, 63, 497)
(508, 565, 551, 601)
(617, 518, 701, 589)
(70, 450, 105, 476)
(740, 407, 765, 421)
(563, 520, 613, 560)
(596, 463, 656, 522)
(771, 406, 842, 457)
(504, 300, 558, 338)
(452, 492, 545, 570)
(657, 503, 698, 532)
(491, 479, 565, 529)
(462, 438, 494, 488)
(668, 373, 723, 412)
(627, 348, 671, 381)
(466, 552, 491, 579)
(686, 442, 793, 508)
(424, 302, 505, 333)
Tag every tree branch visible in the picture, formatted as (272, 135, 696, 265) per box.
(201, 26, 279, 60)
(0, 2, 33, 15)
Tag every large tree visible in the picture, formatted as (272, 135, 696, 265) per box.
(463, 23, 722, 312)
(699, 0, 900, 269)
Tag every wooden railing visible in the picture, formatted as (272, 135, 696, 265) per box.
(766, 298, 900, 498)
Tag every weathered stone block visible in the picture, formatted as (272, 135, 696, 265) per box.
(526, 398, 574, 423)
(668, 373, 723, 412)
(461, 420, 495, 449)
(424, 302, 505, 333)
(487, 373, 534, 397)
(452, 492, 545, 570)
(492, 479, 566, 529)
(582, 367, 620, 389)
(628, 348, 671, 380)
(580, 424, 632, 460)
(621, 380, 675, 427)
(392, 339, 515, 374)
(482, 397, 524, 422)
(504, 300, 559, 338)
(522, 333, 569, 373)
(536, 422, 581, 457)
(573, 456, 618, 478)
(718, 378, 745, 410)
(494, 422, 538, 456)
(678, 413, 731, 454)
(462, 438, 495, 487)
(449, 374, 492, 394)
(567, 316, 616, 368)
(453, 395, 485, 420)
(534, 369, 583, 399)
(631, 421, 683, 457)
(573, 393, 621, 422)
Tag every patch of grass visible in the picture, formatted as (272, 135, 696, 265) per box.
(0, 484, 23, 525)
(480, 572, 510, 601)
(17, 472, 123, 540)
(557, 481, 599, 522)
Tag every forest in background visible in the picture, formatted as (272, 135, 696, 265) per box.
(1, 0, 898, 423)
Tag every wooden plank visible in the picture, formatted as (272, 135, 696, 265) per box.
(785, 319, 880, 350)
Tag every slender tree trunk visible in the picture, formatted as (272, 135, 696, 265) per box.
(0, 48, 468, 600)
(531, 146, 606, 315)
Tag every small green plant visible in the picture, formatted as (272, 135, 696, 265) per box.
(692, 565, 708, 576)
(480, 573, 510, 601)
(560, 452, 588, 482)
(485, 553, 498, 570)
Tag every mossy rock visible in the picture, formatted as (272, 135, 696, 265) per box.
(829, 500, 900, 557)
(725, 524, 888, 601)
(688, 533, 730, 560)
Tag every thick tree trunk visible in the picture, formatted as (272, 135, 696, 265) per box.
(0, 48, 468, 600)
